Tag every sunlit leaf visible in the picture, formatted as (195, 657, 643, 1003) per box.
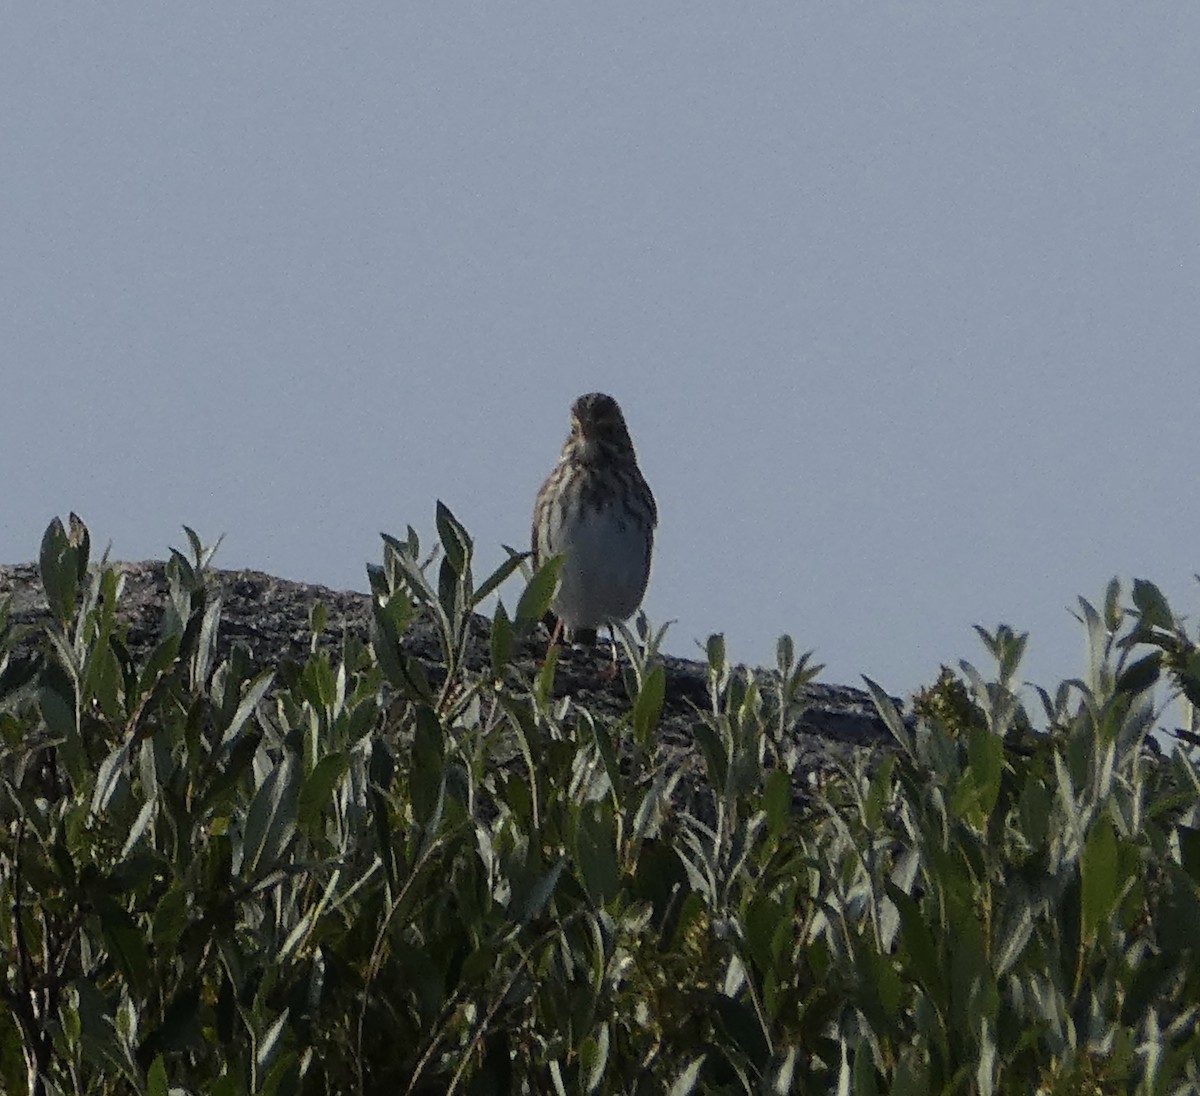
(243, 753, 301, 878)
(515, 555, 563, 632)
(435, 499, 471, 576)
(668, 1056, 706, 1096)
(92, 739, 134, 817)
(221, 670, 274, 745)
(863, 676, 913, 759)
(632, 663, 666, 747)
(580, 1022, 609, 1094)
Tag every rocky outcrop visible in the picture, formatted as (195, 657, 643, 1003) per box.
(0, 561, 899, 788)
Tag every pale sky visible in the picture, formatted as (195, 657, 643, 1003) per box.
(4, 5, 1199, 704)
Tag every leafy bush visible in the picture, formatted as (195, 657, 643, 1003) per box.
(2, 513, 1199, 1095)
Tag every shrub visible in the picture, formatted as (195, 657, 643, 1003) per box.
(1, 512, 1198, 1094)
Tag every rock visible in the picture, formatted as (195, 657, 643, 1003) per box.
(0, 560, 903, 800)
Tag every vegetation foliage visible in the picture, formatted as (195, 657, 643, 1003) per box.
(2, 512, 1200, 1094)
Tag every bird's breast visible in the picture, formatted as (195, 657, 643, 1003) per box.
(544, 503, 652, 629)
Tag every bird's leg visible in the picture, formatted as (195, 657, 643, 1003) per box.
(546, 615, 564, 654)
(599, 625, 620, 682)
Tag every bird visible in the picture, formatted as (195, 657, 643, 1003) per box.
(531, 392, 657, 666)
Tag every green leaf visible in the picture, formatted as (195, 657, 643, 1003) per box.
(590, 714, 624, 805)
(298, 752, 351, 836)
(860, 947, 902, 1021)
(255, 1008, 291, 1077)
(965, 724, 1003, 819)
(863, 676, 913, 759)
(713, 994, 770, 1067)
(1053, 750, 1081, 841)
(198, 731, 262, 817)
(39, 659, 86, 788)
(1115, 652, 1162, 696)
(1081, 816, 1118, 940)
(490, 600, 513, 677)
(632, 664, 666, 747)
(437, 555, 461, 628)
(535, 643, 559, 706)
(152, 886, 190, 955)
(243, 753, 301, 879)
(851, 1033, 880, 1095)
(1178, 825, 1200, 885)
(98, 899, 151, 995)
(1131, 579, 1173, 630)
(575, 801, 619, 907)
(147, 1056, 168, 1096)
(776, 634, 795, 680)
(668, 1055, 706, 1096)
(763, 767, 791, 838)
(1177, 649, 1200, 708)
(472, 549, 527, 609)
(309, 600, 328, 638)
(692, 720, 728, 794)
(581, 1022, 610, 1094)
(120, 798, 158, 860)
(892, 1049, 930, 1096)
(205, 1075, 240, 1096)
(40, 516, 81, 627)
(88, 641, 123, 722)
(435, 500, 471, 576)
(368, 738, 397, 890)
(38, 662, 76, 731)
(864, 753, 896, 829)
(180, 524, 223, 569)
(1158, 864, 1200, 955)
(766, 1047, 798, 1093)
(370, 593, 413, 690)
(1120, 949, 1177, 1026)
(885, 882, 946, 1015)
(67, 511, 91, 572)
(744, 895, 788, 974)
(515, 857, 566, 924)
(92, 739, 134, 817)
(976, 1018, 996, 1096)
(303, 652, 337, 711)
(136, 634, 182, 701)
(705, 633, 725, 673)
(992, 889, 1034, 977)
(410, 706, 445, 830)
(1018, 774, 1052, 851)
(515, 555, 563, 632)
(221, 670, 275, 745)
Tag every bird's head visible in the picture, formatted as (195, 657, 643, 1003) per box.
(568, 392, 634, 459)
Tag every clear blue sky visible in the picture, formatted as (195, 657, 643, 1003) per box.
(4, 5, 1199, 702)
